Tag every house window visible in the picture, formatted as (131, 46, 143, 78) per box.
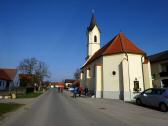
(94, 35, 97, 42)
(87, 68, 91, 78)
(80, 72, 83, 80)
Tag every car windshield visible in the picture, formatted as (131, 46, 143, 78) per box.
(143, 89, 152, 94)
(143, 88, 166, 95)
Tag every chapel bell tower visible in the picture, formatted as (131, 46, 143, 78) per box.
(86, 13, 101, 60)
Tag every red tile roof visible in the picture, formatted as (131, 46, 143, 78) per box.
(82, 32, 146, 68)
(0, 68, 17, 81)
(19, 74, 33, 80)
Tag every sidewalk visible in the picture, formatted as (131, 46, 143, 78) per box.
(0, 98, 35, 105)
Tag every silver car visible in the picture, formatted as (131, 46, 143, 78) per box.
(135, 88, 168, 112)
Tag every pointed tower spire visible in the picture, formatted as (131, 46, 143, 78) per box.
(87, 10, 99, 32)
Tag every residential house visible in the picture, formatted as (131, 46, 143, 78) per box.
(148, 50, 168, 88)
(0, 68, 20, 90)
(64, 79, 76, 88)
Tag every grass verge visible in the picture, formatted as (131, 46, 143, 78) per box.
(17, 92, 42, 98)
(0, 103, 24, 117)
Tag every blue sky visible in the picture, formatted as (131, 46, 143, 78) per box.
(0, 0, 168, 81)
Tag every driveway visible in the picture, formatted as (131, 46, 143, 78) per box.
(1, 89, 168, 126)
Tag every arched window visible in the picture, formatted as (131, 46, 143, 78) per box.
(94, 35, 97, 42)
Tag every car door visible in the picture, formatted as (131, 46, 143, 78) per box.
(147, 89, 158, 107)
(151, 89, 166, 107)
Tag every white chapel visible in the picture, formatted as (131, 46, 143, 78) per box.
(80, 14, 152, 101)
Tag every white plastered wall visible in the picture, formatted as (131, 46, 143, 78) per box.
(95, 65, 103, 98)
(127, 54, 144, 100)
(143, 62, 152, 89)
(103, 54, 125, 99)
(103, 53, 146, 101)
(81, 57, 103, 94)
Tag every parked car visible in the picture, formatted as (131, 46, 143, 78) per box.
(68, 87, 74, 92)
(134, 88, 168, 112)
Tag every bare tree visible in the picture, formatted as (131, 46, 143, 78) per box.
(34, 61, 50, 86)
(18, 57, 38, 74)
(74, 68, 81, 80)
(18, 58, 50, 89)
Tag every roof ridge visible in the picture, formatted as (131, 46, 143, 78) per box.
(118, 33, 125, 53)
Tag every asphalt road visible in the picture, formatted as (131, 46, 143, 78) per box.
(2, 89, 125, 126)
(2, 89, 168, 126)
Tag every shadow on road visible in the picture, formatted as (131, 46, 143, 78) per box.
(126, 101, 161, 112)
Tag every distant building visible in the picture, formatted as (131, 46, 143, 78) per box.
(64, 79, 76, 88)
(80, 14, 152, 101)
(49, 82, 64, 89)
(148, 50, 168, 88)
(0, 68, 20, 90)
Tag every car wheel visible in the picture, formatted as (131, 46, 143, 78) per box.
(136, 98, 142, 106)
(159, 103, 167, 112)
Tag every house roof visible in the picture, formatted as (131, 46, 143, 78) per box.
(0, 68, 17, 81)
(87, 14, 100, 32)
(19, 74, 33, 80)
(82, 32, 146, 68)
(148, 50, 168, 63)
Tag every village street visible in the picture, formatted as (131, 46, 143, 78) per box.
(1, 89, 168, 126)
